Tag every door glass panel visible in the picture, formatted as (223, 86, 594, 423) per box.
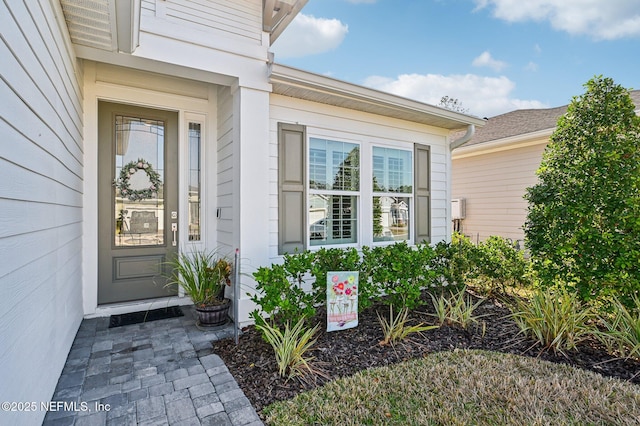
(188, 123, 201, 241)
(114, 115, 165, 247)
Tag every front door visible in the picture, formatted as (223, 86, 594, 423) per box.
(98, 102, 179, 304)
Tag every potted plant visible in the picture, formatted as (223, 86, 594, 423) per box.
(166, 249, 232, 326)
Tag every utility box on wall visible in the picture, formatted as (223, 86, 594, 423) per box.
(452, 198, 466, 220)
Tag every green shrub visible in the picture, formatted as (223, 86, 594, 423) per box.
(361, 242, 436, 311)
(254, 319, 322, 382)
(510, 289, 595, 354)
(250, 251, 315, 326)
(596, 295, 640, 360)
(310, 247, 364, 308)
(429, 233, 478, 288)
(474, 236, 531, 297)
(524, 77, 640, 309)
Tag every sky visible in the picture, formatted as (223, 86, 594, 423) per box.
(271, 0, 640, 118)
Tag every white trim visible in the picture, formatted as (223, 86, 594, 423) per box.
(85, 296, 194, 318)
(271, 63, 486, 130)
(82, 62, 218, 316)
(183, 112, 207, 248)
(452, 129, 553, 159)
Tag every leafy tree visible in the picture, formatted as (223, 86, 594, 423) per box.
(439, 96, 469, 114)
(524, 76, 640, 309)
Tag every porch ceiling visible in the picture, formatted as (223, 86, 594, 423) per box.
(60, 0, 139, 53)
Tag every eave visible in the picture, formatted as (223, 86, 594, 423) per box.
(270, 63, 486, 131)
(263, 0, 308, 44)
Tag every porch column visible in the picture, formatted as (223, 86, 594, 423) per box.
(232, 84, 270, 323)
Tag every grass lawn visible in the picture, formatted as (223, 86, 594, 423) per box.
(263, 349, 640, 425)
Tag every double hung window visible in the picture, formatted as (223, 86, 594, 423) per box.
(372, 147, 412, 243)
(308, 138, 359, 246)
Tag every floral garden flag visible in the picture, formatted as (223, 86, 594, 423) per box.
(327, 271, 358, 332)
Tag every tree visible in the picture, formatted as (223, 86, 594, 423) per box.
(438, 96, 469, 114)
(524, 76, 640, 308)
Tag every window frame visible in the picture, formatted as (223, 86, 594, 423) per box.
(183, 113, 206, 248)
(306, 135, 362, 249)
(304, 130, 417, 250)
(371, 144, 414, 245)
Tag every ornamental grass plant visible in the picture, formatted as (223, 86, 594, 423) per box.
(376, 306, 438, 346)
(596, 295, 640, 360)
(254, 319, 323, 382)
(429, 287, 485, 330)
(510, 288, 596, 354)
(165, 249, 231, 307)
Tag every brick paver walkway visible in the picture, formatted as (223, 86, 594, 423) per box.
(42, 307, 262, 425)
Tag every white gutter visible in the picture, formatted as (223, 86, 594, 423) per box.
(449, 124, 475, 151)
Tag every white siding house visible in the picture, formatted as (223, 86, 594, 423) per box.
(1, 1, 484, 422)
(1, 0, 84, 422)
(452, 91, 640, 245)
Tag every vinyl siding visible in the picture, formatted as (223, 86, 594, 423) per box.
(452, 142, 547, 244)
(0, 0, 84, 423)
(216, 85, 235, 252)
(141, 0, 264, 56)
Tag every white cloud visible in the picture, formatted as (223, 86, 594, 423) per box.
(525, 61, 539, 72)
(473, 0, 640, 40)
(272, 14, 349, 59)
(363, 73, 548, 117)
(472, 51, 508, 72)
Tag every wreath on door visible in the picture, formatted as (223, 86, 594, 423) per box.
(113, 159, 162, 201)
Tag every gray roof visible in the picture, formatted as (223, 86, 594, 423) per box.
(465, 90, 640, 147)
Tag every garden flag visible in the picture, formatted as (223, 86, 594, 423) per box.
(327, 271, 359, 332)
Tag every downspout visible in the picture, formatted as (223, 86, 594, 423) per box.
(449, 124, 475, 151)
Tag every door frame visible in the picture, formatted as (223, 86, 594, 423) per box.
(97, 101, 180, 305)
(82, 62, 214, 316)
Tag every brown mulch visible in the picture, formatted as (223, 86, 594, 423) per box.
(212, 292, 640, 415)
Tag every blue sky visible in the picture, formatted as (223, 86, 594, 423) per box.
(271, 0, 640, 118)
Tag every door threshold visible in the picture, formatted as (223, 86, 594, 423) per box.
(87, 297, 193, 318)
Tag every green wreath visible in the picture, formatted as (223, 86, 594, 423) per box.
(114, 159, 162, 201)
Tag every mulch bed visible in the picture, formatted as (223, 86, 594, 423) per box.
(212, 292, 640, 416)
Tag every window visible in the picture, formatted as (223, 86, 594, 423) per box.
(188, 122, 201, 241)
(372, 147, 412, 243)
(308, 138, 359, 246)
(276, 122, 430, 255)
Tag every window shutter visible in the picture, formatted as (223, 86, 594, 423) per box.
(278, 123, 306, 254)
(414, 144, 431, 243)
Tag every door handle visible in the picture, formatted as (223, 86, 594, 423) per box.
(171, 223, 177, 246)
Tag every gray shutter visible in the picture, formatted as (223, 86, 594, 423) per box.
(414, 144, 431, 243)
(278, 123, 306, 254)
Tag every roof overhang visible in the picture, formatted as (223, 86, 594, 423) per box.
(452, 128, 553, 159)
(270, 63, 486, 131)
(263, 0, 308, 44)
(60, 0, 140, 54)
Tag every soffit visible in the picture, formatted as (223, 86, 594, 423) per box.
(60, 0, 115, 51)
(263, 0, 308, 44)
(270, 64, 485, 131)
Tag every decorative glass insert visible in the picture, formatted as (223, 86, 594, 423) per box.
(114, 116, 165, 247)
(188, 123, 201, 241)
